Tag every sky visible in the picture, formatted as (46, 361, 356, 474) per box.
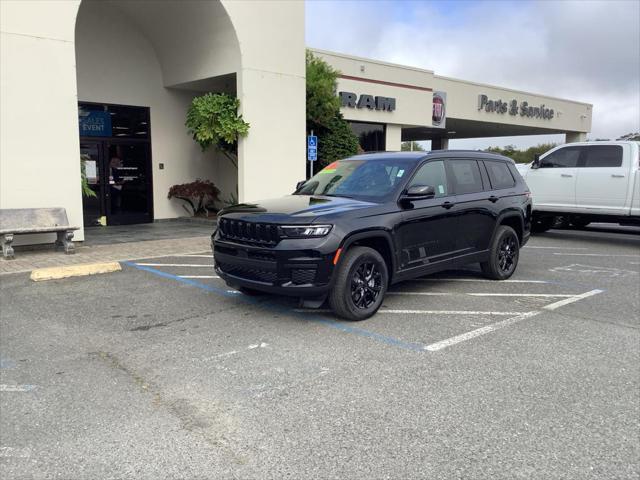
(305, 0, 640, 150)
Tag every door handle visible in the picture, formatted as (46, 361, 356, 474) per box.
(441, 201, 455, 209)
(488, 196, 499, 203)
(560, 173, 573, 178)
(611, 174, 625, 178)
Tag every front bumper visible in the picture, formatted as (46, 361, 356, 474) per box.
(212, 234, 338, 297)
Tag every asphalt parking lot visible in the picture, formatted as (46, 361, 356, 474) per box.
(1, 225, 639, 479)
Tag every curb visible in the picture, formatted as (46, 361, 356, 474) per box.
(30, 262, 122, 282)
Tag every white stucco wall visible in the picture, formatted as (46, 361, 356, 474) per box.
(1, 0, 84, 242)
(75, 1, 233, 220)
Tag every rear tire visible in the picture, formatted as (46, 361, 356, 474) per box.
(531, 215, 555, 234)
(481, 225, 520, 280)
(328, 246, 388, 321)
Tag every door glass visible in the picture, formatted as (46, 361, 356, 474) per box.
(409, 161, 448, 197)
(540, 147, 581, 168)
(107, 143, 150, 220)
(484, 161, 516, 189)
(449, 160, 484, 194)
(80, 142, 103, 226)
(582, 145, 623, 167)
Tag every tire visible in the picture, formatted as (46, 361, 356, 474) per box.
(531, 215, 556, 234)
(570, 218, 591, 228)
(328, 246, 388, 321)
(238, 287, 264, 296)
(481, 225, 520, 280)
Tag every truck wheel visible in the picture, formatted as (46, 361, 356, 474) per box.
(531, 215, 556, 233)
(481, 225, 520, 280)
(328, 246, 388, 321)
(570, 218, 591, 228)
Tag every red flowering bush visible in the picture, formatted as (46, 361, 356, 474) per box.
(168, 179, 220, 216)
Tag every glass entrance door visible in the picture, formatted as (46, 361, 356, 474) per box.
(80, 141, 152, 226)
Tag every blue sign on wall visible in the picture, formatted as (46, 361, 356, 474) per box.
(307, 135, 318, 162)
(79, 110, 112, 137)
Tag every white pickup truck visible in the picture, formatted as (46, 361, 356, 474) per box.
(517, 141, 640, 232)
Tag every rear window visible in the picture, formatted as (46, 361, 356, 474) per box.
(449, 160, 484, 194)
(484, 160, 516, 189)
(582, 145, 623, 168)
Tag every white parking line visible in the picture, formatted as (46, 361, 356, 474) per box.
(412, 278, 548, 284)
(388, 292, 574, 298)
(524, 246, 589, 250)
(424, 311, 540, 351)
(176, 254, 213, 258)
(0, 384, 36, 392)
(543, 289, 604, 310)
(467, 293, 574, 298)
(135, 263, 213, 267)
(553, 253, 640, 258)
(294, 309, 527, 316)
(179, 275, 219, 279)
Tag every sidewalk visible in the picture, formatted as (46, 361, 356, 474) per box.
(0, 218, 216, 275)
(0, 236, 212, 275)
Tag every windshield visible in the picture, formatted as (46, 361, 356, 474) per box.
(295, 158, 415, 201)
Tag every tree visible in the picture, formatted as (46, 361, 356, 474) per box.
(486, 143, 557, 163)
(306, 51, 359, 168)
(617, 132, 640, 141)
(185, 93, 250, 168)
(401, 141, 425, 151)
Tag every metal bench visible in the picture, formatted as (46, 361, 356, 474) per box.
(0, 208, 79, 259)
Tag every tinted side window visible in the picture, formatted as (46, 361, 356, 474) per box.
(485, 161, 516, 189)
(409, 160, 448, 197)
(449, 160, 484, 194)
(582, 145, 623, 168)
(540, 147, 580, 168)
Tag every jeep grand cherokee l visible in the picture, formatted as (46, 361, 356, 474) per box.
(213, 151, 532, 321)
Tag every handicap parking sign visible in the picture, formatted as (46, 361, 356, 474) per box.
(307, 135, 318, 162)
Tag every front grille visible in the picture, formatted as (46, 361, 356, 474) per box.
(218, 218, 280, 246)
(218, 262, 277, 284)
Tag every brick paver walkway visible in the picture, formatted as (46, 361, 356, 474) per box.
(0, 236, 211, 275)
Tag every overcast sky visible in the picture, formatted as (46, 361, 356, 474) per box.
(306, 0, 640, 150)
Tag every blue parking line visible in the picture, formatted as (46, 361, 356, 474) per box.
(123, 261, 425, 353)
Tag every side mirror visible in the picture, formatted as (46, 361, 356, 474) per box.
(295, 180, 306, 191)
(401, 185, 435, 202)
(532, 154, 541, 169)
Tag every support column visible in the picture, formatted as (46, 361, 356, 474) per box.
(385, 124, 402, 151)
(431, 137, 449, 150)
(566, 132, 587, 143)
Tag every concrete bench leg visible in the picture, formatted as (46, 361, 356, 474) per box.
(55, 230, 75, 254)
(2, 234, 14, 259)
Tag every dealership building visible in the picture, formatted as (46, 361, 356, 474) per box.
(0, 1, 592, 244)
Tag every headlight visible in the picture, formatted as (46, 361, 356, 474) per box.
(280, 225, 333, 238)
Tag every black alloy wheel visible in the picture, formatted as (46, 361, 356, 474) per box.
(328, 246, 388, 321)
(481, 225, 520, 280)
(350, 261, 383, 309)
(497, 233, 518, 274)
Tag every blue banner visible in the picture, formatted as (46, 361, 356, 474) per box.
(79, 110, 112, 137)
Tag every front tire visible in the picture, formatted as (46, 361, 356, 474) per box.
(481, 225, 520, 280)
(328, 246, 388, 321)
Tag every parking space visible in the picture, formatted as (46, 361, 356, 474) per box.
(1, 228, 639, 479)
(124, 249, 606, 354)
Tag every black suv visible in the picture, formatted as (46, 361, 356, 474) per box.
(213, 151, 531, 320)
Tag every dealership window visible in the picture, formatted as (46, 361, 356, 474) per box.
(78, 102, 150, 139)
(348, 121, 386, 152)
